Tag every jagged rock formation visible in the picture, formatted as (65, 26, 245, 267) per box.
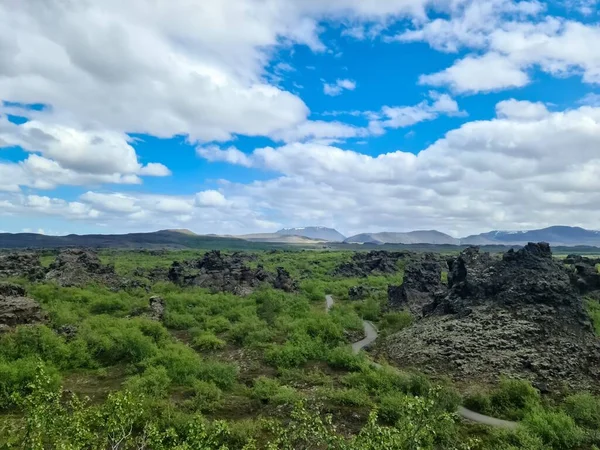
(0, 252, 46, 280)
(334, 251, 410, 277)
(148, 296, 166, 321)
(564, 255, 600, 296)
(45, 249, 121, 288)
(0, 283, 46, 332)
(385, 243, 600, 392)
(272, 267, 298, 292)
(388, 255, 445, 315)
(168, 251, 296, 295)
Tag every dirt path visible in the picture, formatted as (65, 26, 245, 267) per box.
(325, 294, 518, 430)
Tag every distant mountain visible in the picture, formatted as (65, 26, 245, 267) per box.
(234, 233, 326, 244)
(461, 226, 600, 246)
(276, 227, 346, 242)
(0, 230, 281, 250)
(345, 230, 459, 245)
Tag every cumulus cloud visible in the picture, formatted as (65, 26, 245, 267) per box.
(369, 92, 464, 133)
(196, 101, 600, 236)
(323, 79, 357, 96)
(402, 3, 600, 93)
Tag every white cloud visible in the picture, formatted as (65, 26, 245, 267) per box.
(369, 92, 464, 131)
(419, 52, 529, 93)
(195, 101, 600, 235)
(402, 4, 600, 93)
(197, 146, 253, 167)
(195, 190, 229, 208)
(323, 79, 357, 96)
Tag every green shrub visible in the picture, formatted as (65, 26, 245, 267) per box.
(197, 359, 238, 390)
(205, 316, 231, 333)
(523, 408, 585, 449)
(190, 380, 223, 412)
(124, 366, 171, 398)
(89, 297, 128, 315)
(381, 311, 413, 333)
(193, 332, 226, 351)
(79, 316, 159, 365)
(464, 391, 493, 415)
(0, 358, 61, 409)
(278, 368, 333, 388)
(0, 325, 70, 367)
(490, 378, 541, 420)
(142, 342, 202, 385)
(326, 346, 367, 371)
(379, 392, 410, 424)
(251, 377, 302, 405)
(163, 311, 198, 330)
(563, 392, 600, 430)
(355, 298, 380, 321)
(322, 388, 373, 407)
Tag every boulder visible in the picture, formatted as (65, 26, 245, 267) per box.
(0, 252, 46, 280)
(0, 283, 46, 331)
(148, 296, 166, 321)
(273, 267, 298, 292)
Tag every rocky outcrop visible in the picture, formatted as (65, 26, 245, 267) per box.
(0, 253, 46, 280)
(385, 243, 600, 392)
(272, 267, 298, 292)
(564, 256, 600, 295)
(168, 251, 296, 295)
(333, 251, 411, 277)
(148, 296, 165, 321)
(0, 283, 46, 332)
(45, 249, 121, 288)
(388, 256, 445, 315)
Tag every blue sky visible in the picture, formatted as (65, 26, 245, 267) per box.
(1, 0, 600, 237)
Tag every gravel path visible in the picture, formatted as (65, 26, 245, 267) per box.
(325, 294, 518, 430)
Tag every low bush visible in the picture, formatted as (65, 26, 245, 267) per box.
(326, 346, 367, 372)
(563, 392, 600, 429)
(0, 358, 61, 409)
(523, 408, 585, 449)
(123, 366, 171, 398)
(197, 359, 238, 390)
(379, 392, 410, 424)
(252, 376, 302, 405)
(190, 380, 223, 412)
(381, 311, 413, 333)
(322, 388, 373, 407)
(490, 378, 541, 420)
(193, 332, 226, 351)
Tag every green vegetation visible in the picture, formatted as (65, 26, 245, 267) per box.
(586, 297, 600, 335)
(0, 248, 599, 449)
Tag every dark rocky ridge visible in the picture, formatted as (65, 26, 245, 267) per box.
(0, 252, 46, 280)
(168, 250, 297, 295)
(385, 243, 600, 392)
(45, 248, 122, 288)
(388, 254, 445, 316)
(333, 251, 411, 277)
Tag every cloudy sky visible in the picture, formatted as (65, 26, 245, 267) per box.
(2, 0, 600, 237)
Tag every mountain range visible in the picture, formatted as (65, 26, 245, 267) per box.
(1, 225, 600, 249)
(279, 225, 600, 247)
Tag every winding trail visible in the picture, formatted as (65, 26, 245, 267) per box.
(325, 294, 517, 430)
